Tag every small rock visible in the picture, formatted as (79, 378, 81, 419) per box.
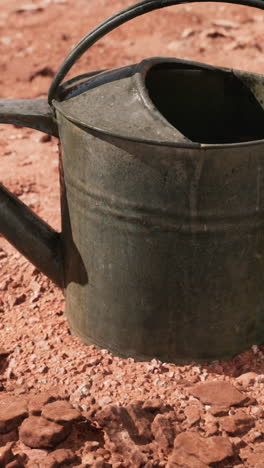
(181, 27, 196, 38)
(247, 430, 262, 442)
(236, 372, 258, 386)
(19, 416, 71, 448)
(41, 448, 80, 468)
(42, 400, 81, 423)
(212, 19, 239, 28)
(203, 422, 219, 435)
(172, 431, 234, 464)
(0, 428, 18, 445)
(251, 406, 264, 418)
(126, 400, 154, 443)
(142, 398, 167, 413)
(96, 405, 148, 467)
(239, 445, 252, 461)
(0, 397, 28, 433)
(151, 413, 176, 453)
(204, 28, 230, 38)
(15, 4, 44, 13)
(0, 349, 11, 357)
(28, 388, 69, 415)
(39, 134, 51, 143)
(29, 393, 57, 416)
(0, 442, 15, 466)
(252, 344, 259, 354)
(246, 447, 264, 468)
(256, 374, 264, 383)
(97, 396, 113, 407)
(219, 409, 255, 435)
(13, 294, 26, 306)
(189, 381, 247, 407)
(168, 450, 208, 468)
(22, 448, 47, 464)
(0, 280, 9, 291)
(184, 405, 201, 426)
(209, 406, 230, 417)
(6, 460, 24, 468)
(90, 461, 107, 468)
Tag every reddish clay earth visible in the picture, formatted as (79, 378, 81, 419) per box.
(1, 0, 264, 467)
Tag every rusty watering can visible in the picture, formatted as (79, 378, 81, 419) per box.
(1, 0, 264, 363)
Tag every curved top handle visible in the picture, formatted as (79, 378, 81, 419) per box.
(48, 0, 264, 104)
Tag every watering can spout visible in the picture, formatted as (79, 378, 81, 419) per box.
(0, 99, 58, 136)
(0, 99, 63, 288)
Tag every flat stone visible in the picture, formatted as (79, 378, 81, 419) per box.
(28, 388, 69, 416)
(246, 451, 264, 468)
(19, 416, 71, 449)
(189, 381, 247, 407)
(142, 398, 169, 413)
(203, 422, 219, 436)
(173, 431, 234, 464)
(168, 448, 208, 468)
(28, 393, 58, 416)
(219, 409, 255, 435)
(126, 400, 154, 443)
(166, 464, 185, 468)
(209, 405, 230, 417)
(0, 427, 19, 445)
(184, 405, 201, 426)
(97, 405, 148, 467)
(41, 449, 80, 467)
(93, 462, 111, 468)
(41, 400, 81, 423)
(22, 448, 47, 465)
(0, 397, 28, 433)
(151, 413, 176, 453)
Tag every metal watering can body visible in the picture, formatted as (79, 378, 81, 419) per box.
(1, 0, 264, 363)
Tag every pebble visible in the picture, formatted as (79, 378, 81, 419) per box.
(41, 400, 81, 423)
(0, 442, 15, 466)
(189, 381, 248, 407)
(171, 431, 234, 465)
(184, 404, 201, 426)
(19, 416, 71, 448)
(219, 409, 255, 435)
(41, 448, 80, 467)
(0, 397, 28, 433)
(236, 372, 258, 386)
(151, 413, 176, 453)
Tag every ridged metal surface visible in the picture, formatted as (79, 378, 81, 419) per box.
(57, 111, 264, 362)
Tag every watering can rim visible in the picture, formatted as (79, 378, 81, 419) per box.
(52, 56, 264, 151)
(46, 0, 264, 150)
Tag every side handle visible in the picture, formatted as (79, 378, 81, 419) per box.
(48, 0, 264, 103)
(0, 99, 63, 288)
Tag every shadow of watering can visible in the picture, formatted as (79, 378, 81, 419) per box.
(1, 0, 264, 363)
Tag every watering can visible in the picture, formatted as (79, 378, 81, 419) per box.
(1, 0, 264, 363)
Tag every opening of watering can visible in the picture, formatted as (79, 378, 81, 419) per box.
(53, 56, 264, 146)
(141, 60, 264, 144)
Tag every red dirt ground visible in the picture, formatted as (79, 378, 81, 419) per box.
(1, 1, 264, 467)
